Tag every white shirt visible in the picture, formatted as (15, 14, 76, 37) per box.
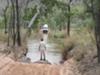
(39, 41, 46, 51)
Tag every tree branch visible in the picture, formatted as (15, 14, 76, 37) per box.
(28, 9, 40, 28)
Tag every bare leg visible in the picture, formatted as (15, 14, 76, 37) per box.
(43, 51, 46, 61)
(40, 51, 42, 60)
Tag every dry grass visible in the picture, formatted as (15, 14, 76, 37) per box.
(48, 28, 96, 61)
(0, 31, 7, 42)
(48, 28, 99, 75)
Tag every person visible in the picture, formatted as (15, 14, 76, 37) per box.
(42, 24, 48, 34)
(40, 24, 49, 44)
(40, 24, 48, 33)
(38, 38, 46, 61)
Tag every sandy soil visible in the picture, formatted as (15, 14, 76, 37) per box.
(0, 55, 81, 75)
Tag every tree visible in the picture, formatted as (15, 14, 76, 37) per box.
(94, 0, 100, 63)
(15, 0, 21, 46)
(84, 0, 100, 63)
(3, 0, 9, 34)
(6, 0, 21, 46)
(67, 0, 72, 36)
(11, 0, 16, 46)
(3, 8, 8, 34)
(7, 0, 17, 46)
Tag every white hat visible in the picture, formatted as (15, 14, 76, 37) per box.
(43, 24, 48, 28)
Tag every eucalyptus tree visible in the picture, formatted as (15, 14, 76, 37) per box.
(83, 0, 100, 63)
(15, 0, 21, 46)
(94, 0, 100, 63)
(67, 0, 72, 36)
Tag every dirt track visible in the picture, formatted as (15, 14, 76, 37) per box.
(0, 55, 81, 75)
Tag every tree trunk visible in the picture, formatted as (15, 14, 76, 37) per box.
(67, 8, 70, 36)
(67, 0, 71, 36)
(93, 0, 100, 63)
(11, 0, 16, 46)
(95, 11, 100, 63)
(16, 0, 21, 46)
(28, 11, 39, 28)
(4, 0, 9, 34)
(4, 11, 7, 34)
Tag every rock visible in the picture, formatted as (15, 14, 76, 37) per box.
(34, 60, 51, 64)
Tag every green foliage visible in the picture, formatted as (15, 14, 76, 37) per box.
(71, 4, 85, 16)
(0, 0, 95, 31)
(41, 0, 58, 14)
(23, 8, 37, 20)
(23, 7, 39, 29)
(0, 17, 5, 29)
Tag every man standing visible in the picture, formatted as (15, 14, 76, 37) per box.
(38, 38, 46, 61)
